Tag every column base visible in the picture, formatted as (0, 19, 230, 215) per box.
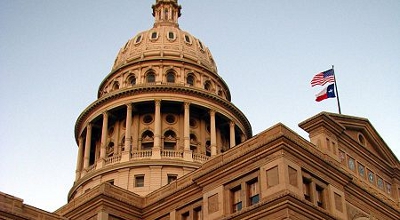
(152, 148, 161, 159)
(121, 151, 131, 162)
(183, 150, 193, 161)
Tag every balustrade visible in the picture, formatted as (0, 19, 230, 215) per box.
(192, 153, 210, 163)
(131, 150, 152, 159)
(105, 154, 122, 165)
(161, 150, 183, 159)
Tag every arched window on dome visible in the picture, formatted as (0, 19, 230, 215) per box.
(146, 72, 156, 83)
(205, 140, 211, 157)
(141, 130, 154, 150)
(112, 82, 119, 91)
(198, 40, 204, 51)
(190, 134, 199, 154)
(127, 75, 136, 86)
(163, 130, 177, 150)
(166, 71, 175, 83)
(184, 34, 192, 45)
(151, 32, 158, 40)
(106, 142, 114, 157)
(167, 31, 176, 41)
(186, 73, 195, 86)
(204, 80, 212, 91)
(135, 34, 142, 44)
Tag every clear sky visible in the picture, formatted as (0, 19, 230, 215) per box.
(1, 0, 399, 212)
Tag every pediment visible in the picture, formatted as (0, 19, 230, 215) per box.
(325, 112, 398, 166)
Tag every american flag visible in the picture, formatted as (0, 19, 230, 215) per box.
(310, 69, 335, 87)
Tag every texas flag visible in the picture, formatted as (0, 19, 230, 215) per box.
(315, 84, 336, 102)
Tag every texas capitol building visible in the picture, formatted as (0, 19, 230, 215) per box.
(1, 1, 399, 219)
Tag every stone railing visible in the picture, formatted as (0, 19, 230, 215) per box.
(105, 154, 121, 165)
(131, 150, 152, 159)
(192, 153, 210, 163)
(161, 150, 183, 159)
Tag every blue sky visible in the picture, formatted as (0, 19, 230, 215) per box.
(1, 0, 399, 212)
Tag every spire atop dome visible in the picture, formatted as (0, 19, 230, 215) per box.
(152, 0, 182, 27)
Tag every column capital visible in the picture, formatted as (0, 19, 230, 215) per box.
(126, 103, 133, 109)
(209, 109, 216, 116)
(184, 102, 190, 108)
(155, 99, 162, 106)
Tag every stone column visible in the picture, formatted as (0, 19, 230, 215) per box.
(230, 121, 236, 148)
(98, 112, 108, 168)
(210, 110, 217, 156)
(75, 137, 84, 180)
(153, 100, 161, 159)
(122, 104, 132, 162)
(83, 123, 92, 174)
(183, 102, 192, 161)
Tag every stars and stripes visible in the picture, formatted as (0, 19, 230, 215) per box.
(310, 69, 335, 87)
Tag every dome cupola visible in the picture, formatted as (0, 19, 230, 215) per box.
(152, 0, 181, 28)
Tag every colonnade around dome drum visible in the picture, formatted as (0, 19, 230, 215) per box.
(74, 99, 248, 182)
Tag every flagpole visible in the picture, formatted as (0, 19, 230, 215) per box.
(332, 65, 342, 114)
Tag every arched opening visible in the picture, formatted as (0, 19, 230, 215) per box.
(205, 140, 211, 156)
(190, 134, 199, 153)
(146, 72, 155, 83)
(141, 130, 154, 150)
(204, 80, 212, 91)
(128, 75, 136, 85)
(163, 130, 177, 150)
(187, 74, 195, 86)
(166, 71, 175, 83)
(106, 141, 114, 157)
(112, 82, 119, 90)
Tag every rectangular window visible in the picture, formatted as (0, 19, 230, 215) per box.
(302, 171, 327, 209)
(303, 177, 312, 202)
(135, 175, 144, 187)
(193, 206, 202, 220)
(247, 179, 259, 205)
(181, 211, 189, 220)
(168, 174, 177, 184)
(231, 186, 242, 212)
(316, 184, 325, 208)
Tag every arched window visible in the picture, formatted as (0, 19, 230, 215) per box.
(128, 75, 136, 86)
(163, 130, 177, 150)
(112, 82, 119, 90)
(107, 142, 114, 157)
(190, 134, 198, 153)
(204, 80, 212, 91)
(205, 140, 211, 157)
(141, 130, 154, 150)
(146, 72, 155, 83)
(187, 74, 194, 86)
(166, 71, 175, 83)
